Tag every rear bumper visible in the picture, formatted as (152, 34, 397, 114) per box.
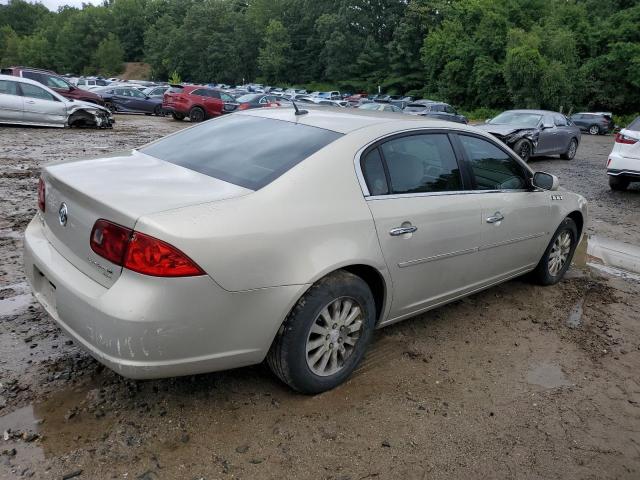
(23, 215, 306, 379)
(607, 152, 640, 179)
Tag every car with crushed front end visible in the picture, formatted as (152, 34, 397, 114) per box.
(0, 74, 113, 128)
(477, 110, 581, 162)
(24, 108, 587, 394)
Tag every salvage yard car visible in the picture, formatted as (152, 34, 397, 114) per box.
(570, 112, 615, 135)
(0, 74, 113, 128)
(24, 108, 587, 394)
(478, 110, 580, 162)
(93, 86, 164, 115)
(607, 116, 640, 190)
(162, 85, 237, 121)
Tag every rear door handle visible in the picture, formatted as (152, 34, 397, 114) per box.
(389, 226, 418, 236)
(486, 212, 504, 224)
(25, 100, 35, 104)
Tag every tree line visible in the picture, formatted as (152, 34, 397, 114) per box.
(1, 0, 639, 114)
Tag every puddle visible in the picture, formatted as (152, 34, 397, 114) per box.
(0, 228, 22, 240)
(574, 235, 640, 281)
(0, 405, 41, 434)
(566, 298, 584, 329)
(526, 363, 572, 389)
(0, 282, 32, 317)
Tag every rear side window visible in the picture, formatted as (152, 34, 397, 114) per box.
(458, 135, 527, 190)
(141, 115, 342, 190)
(0, 80, 18, 96)
(379, 134, 462, 194)
(361, 149, 388, 196)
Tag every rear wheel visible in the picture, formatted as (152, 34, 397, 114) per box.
(267, 270, 376, 394)
(171, 112, 185, 121)
(588, 124, 600, 135)
(189, 107, 205, 123)
(531, 217, 578, 286)
(560, 138, 578, 160)
(154, 105, 164, 116)
(609, 175, 630, 191)
(513, 139, 532, 162)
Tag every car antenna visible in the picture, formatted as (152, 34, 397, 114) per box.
(291, 99, 308, 116)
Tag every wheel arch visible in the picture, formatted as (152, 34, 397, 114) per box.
(567, 210, 584, 238)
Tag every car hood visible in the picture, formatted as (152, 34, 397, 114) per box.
(66, 99, 111, 114)
(476, 124, 536, 136)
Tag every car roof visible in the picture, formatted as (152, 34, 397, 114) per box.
(0, 73, 51, 88)
(505, 109, 560, 115)
(236, 106, 475, 135)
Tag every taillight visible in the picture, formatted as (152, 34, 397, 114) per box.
(238, 103, 250, 110)
(615, 132, 638, 144)
(38, 178, 45, 212)
(90, 219, 132, 265)
(124, 232, 204, 277)
(90, 219, 204, 277)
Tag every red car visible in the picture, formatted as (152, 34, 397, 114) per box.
(0, 66, 104, 105)
(162, 85, 237, 122)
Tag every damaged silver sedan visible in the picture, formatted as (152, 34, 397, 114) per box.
(0, 74, 113, 128)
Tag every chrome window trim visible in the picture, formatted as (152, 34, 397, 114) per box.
(366, 189, 530, 201)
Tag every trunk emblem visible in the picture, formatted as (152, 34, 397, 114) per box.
(58, 202, 68, 226)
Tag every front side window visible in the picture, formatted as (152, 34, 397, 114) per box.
(554, 114, 568, 127)
(129, 89, 145, 98)
(458, 135, 527, 190)
(0, 80, 18, 96)
(141, 115, 342, 190)
(20, 83, 57, 102)
(379, 134, 462, 194)
(221, 93, 234, 102)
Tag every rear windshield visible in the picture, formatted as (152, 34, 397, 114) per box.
(628, 116, 640, 131)
(140, 115, 342, 190)
(167, 86, 183, 93)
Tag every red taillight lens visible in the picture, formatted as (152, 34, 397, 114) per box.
(90, 219, 132, 265)
(90, 219, 204, 277)
(124, 232, 204, 277)
(38, 178, 46, 212)
(238, 103, 250, 110)
(615, 132, 638, 144)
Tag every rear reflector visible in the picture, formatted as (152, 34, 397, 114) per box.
(90, 219, 132, 266)
(90, 219, 204, 277)
(124, 232, 204, 277)
(615, 132, 638, 144)
(38, 178, 45, 212)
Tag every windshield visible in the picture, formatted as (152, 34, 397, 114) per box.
(236, 94, 260, 103)
(141, 115, 342, 190)
(490, 112, 542, 127)
(358, 103, 380, 110)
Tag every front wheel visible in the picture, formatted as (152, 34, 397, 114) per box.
(609, 175, 630, 191)
(530, 217, 578, 286)
(560, 138, 578, 160)
(267, 270, 376, 394)
(513, 139, 532, 162)
(589, 124, 600, 135)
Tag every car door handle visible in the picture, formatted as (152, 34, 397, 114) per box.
(389, 226, 418, 236)
(486, 212, 504, 224)
(25, 100, 35, 104)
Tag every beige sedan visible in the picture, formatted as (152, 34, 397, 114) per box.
(23, 107, 587, 393)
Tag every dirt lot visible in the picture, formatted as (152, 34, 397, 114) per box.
(1, 115, 639, 480)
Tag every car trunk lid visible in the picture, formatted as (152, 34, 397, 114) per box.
(41, 150, 252, 288)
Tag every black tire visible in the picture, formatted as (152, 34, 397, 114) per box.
(588, 124, 600, 135)
(513, 139, 532, 162)
(154, 105, 164, 116)
(189, 107, 205, 123)
(267, 270, 376, 394)
(560, 138, 578, 160)
(609, 175, 629, 191)
(171, 112, 185, 121)
(530, 217, 578, 286)
(105, 102, 116, 113)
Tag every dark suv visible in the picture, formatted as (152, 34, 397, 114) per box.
(569, 112, 614, 135)
(1, 66, 104, 105)
(416, 102, 468, 124)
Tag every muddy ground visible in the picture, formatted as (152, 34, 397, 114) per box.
(1, 115, 639, 480)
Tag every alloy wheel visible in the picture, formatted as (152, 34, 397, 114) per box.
(548, 231, 572, 276)
(589, 125, 599, 135)
(305, 297, 364, 377)
(519, 142, 531, 161)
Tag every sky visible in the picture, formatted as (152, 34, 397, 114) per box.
(0, 0, 103, 10)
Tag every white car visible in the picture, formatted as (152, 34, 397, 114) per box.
(24, 108, 586, 393)
(0, 74, 114, 128)
(607, 116, 640, 190)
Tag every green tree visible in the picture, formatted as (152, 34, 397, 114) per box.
(258, 20, 291, 84)
(93, 33, 125, 75)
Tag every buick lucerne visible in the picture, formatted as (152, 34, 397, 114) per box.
(24, 108, 587, 393)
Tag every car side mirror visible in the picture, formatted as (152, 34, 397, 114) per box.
(541, 122, 554, 129)
(532, 171, 559, 191)
(485, 118, 491, 123)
